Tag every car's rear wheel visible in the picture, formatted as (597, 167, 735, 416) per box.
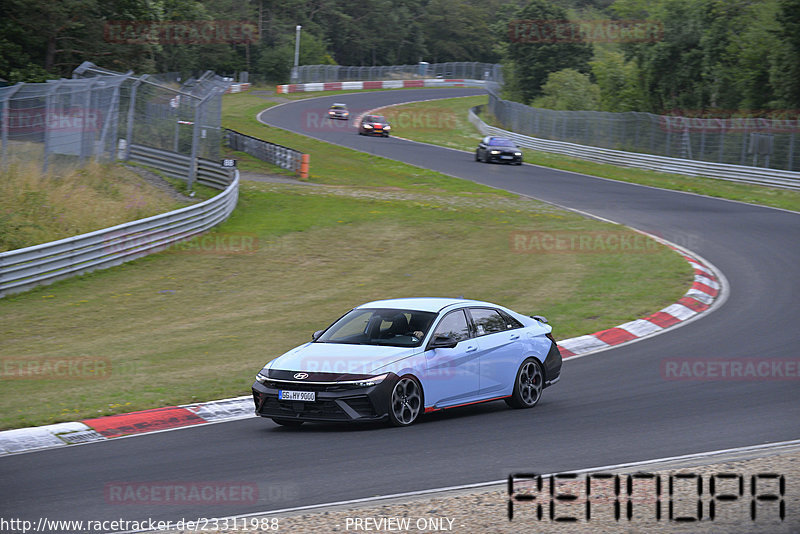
(505, 358, 543, 409)
(388, 376, 423, 426)
(272, 417, 303, 427)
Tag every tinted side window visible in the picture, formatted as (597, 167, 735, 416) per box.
(470, 308, 509, 336)
(432, 310, 471, 342)
(499, 310, 524, 329)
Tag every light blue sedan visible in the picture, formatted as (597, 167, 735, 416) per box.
(252, 297, 562, 427)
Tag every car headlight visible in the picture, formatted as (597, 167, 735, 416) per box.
(490, 150, 501, 155)
(363, 124, 373, 129)
(383, 125, 391, 130)
(255, 371, 269, 384)
(515, 152, 522, 156)
(328, 110, 334, 114)
(345, 373, 388, 387)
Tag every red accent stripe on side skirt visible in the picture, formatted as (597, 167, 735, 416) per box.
(83, 407, 205, 438)
(424, 395, 511, 413)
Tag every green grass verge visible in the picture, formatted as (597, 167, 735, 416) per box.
(0, 89, 692, 430)
(379, 96, 800, 212)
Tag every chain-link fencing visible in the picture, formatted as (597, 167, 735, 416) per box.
(0, 62, 231, 186)
(291, 62, 503, 84)
(486, 82, 799, 172)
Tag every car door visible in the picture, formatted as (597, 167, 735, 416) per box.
(468, 308, 524, 397)
(421, 309, 481, 408)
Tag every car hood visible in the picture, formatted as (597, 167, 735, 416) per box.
(266, 342, 419, 376)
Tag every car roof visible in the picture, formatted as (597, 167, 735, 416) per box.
(331, 102, 347, 106)
(356, 297, 500, 313)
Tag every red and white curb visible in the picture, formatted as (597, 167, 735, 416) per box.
(0, 246, 722, 455)
(558, 243, 721, 359)
(0, 396, 253, 455)
(277, 78, 484, 93)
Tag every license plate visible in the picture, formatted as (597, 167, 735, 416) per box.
(279, 390, 315, 401)
(501, 155, 513, 159)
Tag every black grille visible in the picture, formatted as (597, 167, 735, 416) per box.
(259, 396, 350, 420)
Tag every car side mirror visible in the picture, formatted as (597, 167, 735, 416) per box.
(311, 330, 324, 341)
(429, 335, 458, 349)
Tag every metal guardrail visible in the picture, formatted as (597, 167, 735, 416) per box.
(128, 144, 234, 190)
(224, 129, 303, 173)
(469, 105, 800, 191)
(0, 171, 240, 298)
(291, 62, 503, 84)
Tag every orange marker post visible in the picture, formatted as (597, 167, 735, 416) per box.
(299, 153, 310, 179)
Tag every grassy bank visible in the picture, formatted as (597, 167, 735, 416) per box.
(0, 161, 188, 252)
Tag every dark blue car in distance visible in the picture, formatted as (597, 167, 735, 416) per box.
(475, 136, 523, 165)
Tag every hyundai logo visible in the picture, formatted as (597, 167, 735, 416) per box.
(293, 372, 309, 380)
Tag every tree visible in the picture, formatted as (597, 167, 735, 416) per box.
(590, 48, 644, 111)
(505, 0, 594, 104)
(531, 68, 600, 109)
(769, 0, 800, 108)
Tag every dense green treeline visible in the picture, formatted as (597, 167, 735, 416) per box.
(1, 0, 797, 113)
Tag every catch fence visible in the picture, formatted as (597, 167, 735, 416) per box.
(0, 62, 232, 187)
(486, 82, 799, 172)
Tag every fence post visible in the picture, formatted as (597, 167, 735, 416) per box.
(43, 80, 63, 174)
(96, 78, 123, 162)
(124, 75, 145, 160)
(1, 83, 23, 170)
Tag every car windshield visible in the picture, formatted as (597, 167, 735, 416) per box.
(316, 308, 437, 347)
(488, 138, 515, 147)
(367, 115, 387, 123)
(331, 104, 346, 109)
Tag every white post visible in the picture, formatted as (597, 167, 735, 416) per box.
(294, 25, 302, 68)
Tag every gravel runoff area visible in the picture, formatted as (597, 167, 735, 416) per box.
(162, 441, 799, 534)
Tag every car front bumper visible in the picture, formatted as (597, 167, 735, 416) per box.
(252, 372, 398, 423)
(487, 152, 522, 164)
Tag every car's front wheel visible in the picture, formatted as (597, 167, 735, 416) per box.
(388, 376, 423, 426)
(272, 417, 303, 427)
(505, 358, 543, 409)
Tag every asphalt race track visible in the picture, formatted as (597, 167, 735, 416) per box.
(2, 88, 799, 531)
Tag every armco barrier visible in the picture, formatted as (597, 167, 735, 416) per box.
(224, 129, 304, 173)
(0, 171, 240, 298)
(469, 106, 800, 190)
(276, 78, 486, 93)
(127, 144, 234, 190)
